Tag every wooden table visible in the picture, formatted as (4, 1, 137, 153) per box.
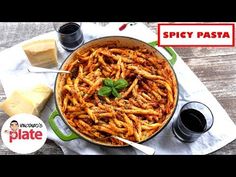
(0, 22, 235, 155)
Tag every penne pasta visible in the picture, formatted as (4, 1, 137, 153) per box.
(57, 46, 177, 145)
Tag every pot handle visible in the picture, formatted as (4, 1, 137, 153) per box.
(48, 109, 79, 141)
(148, 41, 177, 66)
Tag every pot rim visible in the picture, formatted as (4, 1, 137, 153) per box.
(54, 36, 179, 147)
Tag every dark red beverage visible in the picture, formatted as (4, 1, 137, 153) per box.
(180, 109, 206, 132)
(172, 101, 214, 143)
(58, 22, 84, 51)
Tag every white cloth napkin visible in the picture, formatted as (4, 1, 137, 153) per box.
(0, 22, 236, 155)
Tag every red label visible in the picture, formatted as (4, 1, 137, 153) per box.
(158, 23, 235, 47)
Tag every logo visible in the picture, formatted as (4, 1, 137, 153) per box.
(158, 23, 235, 47)
(1, 114, 47, 154)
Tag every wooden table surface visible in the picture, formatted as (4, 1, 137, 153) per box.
(0, 22, 235, 155)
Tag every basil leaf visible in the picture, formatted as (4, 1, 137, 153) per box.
(98, 86, 112, 96)
(111, 87, 121, 98)
(114, 79, 128, 90)
(103, 78, 114, 87)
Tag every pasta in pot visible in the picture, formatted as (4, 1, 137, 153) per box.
(57, 46, 177, 146)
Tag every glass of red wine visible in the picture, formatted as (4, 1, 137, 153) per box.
(172, 101, 214, 143)
(53, 22, 84, 52)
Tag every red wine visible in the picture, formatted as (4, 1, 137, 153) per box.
(58, 22, 84, 51)
(180, 109, 206, 132)
(172, 102, 213, 143)
(59, 22, 80, 34)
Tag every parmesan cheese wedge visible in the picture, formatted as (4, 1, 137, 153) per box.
(22, 39, 58, 68)
(0, 84, 52, 117)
